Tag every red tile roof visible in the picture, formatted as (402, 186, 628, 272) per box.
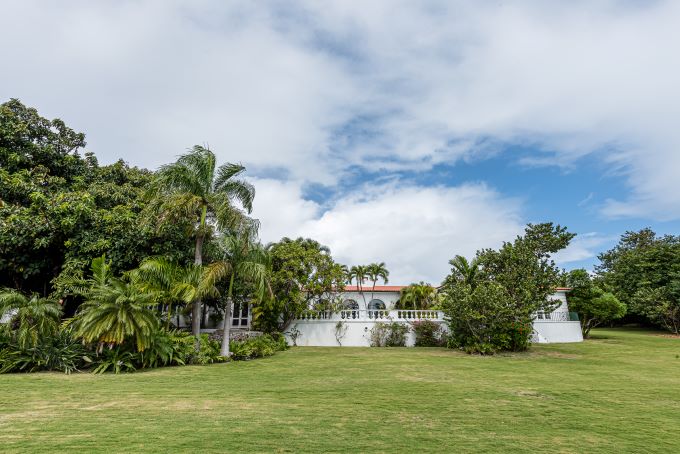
(343, 285, 407, 292)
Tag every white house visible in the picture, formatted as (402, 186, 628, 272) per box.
(284, 286, 583, 347)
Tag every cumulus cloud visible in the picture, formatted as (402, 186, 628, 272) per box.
(252, 179, 524, 283)
(2, 1, 680, 217)
(2, 0, 678, 276)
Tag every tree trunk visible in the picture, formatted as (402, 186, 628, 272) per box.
(220, 297, 233, 357)
(192, 233, 204, 336)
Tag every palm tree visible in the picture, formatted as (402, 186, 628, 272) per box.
(217, 219, 271, 356)
(69, 256, 159, 352)
(366, 262, 389, 304)
(133, 258, 225, 330)
(397, 282, 436, 310)
(449, 255, 480, 288)
(348, 265, 368, 309)
(148, 145, 255, 336)
(0, 289, 61, 349)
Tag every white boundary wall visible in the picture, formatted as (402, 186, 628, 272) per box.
(286, 290, 583, 346)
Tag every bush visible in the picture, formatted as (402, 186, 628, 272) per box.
(0, 329, 89, 374)
(412, 320, 444, 347)
(230, 334, 287, 360)
(370, 322, 409, 347)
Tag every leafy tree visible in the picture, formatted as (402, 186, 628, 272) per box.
(396, 282, 437, 310)
(0, 100, 188, 297)
(441, 223, 574, 353)
(597, 228, 680, 332)
(259, 237, 345, 332)
(565, 269, 626, 338)
(0, 289, 62, 349)
(69, 256, 159, 352)
(147, 146, 254, 336)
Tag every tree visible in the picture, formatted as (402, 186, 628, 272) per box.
(68, 256, 159, 352)
(447, 255, 480, 288)
(441, 223, 575, 353)
(259, 237, 345, 332)
(216, 219, 271, 356)
(148, 146, 254, 336)
(565, 269, 626, 338)
(348, 265, 368, 308)
(597, 228, 680, 332)
(0, 289, 62, 349)
(366, 262, 389, 304)
(0, 100, 188, 297)
(396, 282, 436, 310)
(133, 258, 224, 331)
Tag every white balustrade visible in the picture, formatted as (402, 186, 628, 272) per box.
(295, 309, 444, 322)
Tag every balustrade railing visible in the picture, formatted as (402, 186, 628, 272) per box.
(534, 311, 579, 322)
(295, 309, 445, 322)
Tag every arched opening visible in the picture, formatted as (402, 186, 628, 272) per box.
(343, 299, 359, 319)
(368, 299, 386, 310)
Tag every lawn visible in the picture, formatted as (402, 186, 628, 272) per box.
(1, 328, 679, 453)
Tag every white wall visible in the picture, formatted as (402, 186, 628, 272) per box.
(287, 289, 583, 346)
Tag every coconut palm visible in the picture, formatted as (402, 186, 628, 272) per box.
(217, 218, 271, 356)
(449, 255, 480, 288)
(366, 262, 389, 303)
(148, 145, 255, 336)
(69, 256, 159, 352)
(348, 265, 368, 308)
(0, 289, 62, 349)
(397, 282, 437, 310)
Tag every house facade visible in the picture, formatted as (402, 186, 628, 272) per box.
(285, 286, 583, 347)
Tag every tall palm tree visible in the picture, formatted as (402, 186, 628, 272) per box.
(449, 255, 480, 288)
(148, 145, 255, 336)
(366, 262, 389, 304)
(348, 265, 368, 309)
(0, 289, 62, 349)
(69, 256, 159, 352)
(217, 219, 271, 356)
(397, 282, 436, 310)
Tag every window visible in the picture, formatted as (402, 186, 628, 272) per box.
(368, 299, 386, 310)
(231, 302, 249, 327)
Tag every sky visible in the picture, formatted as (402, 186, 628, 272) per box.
(2, 0, 680, 284)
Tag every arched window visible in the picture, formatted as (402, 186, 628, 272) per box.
(368, 299, 386, 310)
(343, 299, 359, 310)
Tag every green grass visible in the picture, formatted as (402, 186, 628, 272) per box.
(1, 328, 679, 453)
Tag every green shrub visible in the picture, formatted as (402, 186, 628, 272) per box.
(230, 334, 287, 360)
(412, 320, 444, 347)
(89, 346, 137, 374)
(0, 329, 89, 374)
(370, 322, 409, 347)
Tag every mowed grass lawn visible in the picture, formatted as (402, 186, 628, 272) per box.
(1, 329, 679, 453)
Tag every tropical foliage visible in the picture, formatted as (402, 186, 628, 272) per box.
(395, 282, 437, 310)
(564, 269, 626, 338)
(596, 228, 680, 333)
(147, 145, 255, 336)
(0, 289, 61, 349)
(441, 223, 574, 354)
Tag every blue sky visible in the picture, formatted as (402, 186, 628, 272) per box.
(2, 1, 679, 283)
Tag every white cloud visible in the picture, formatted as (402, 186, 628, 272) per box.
(2, 0, 680, 277)
(252, 179, 524, 284)
(552, 232, 616, 266)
